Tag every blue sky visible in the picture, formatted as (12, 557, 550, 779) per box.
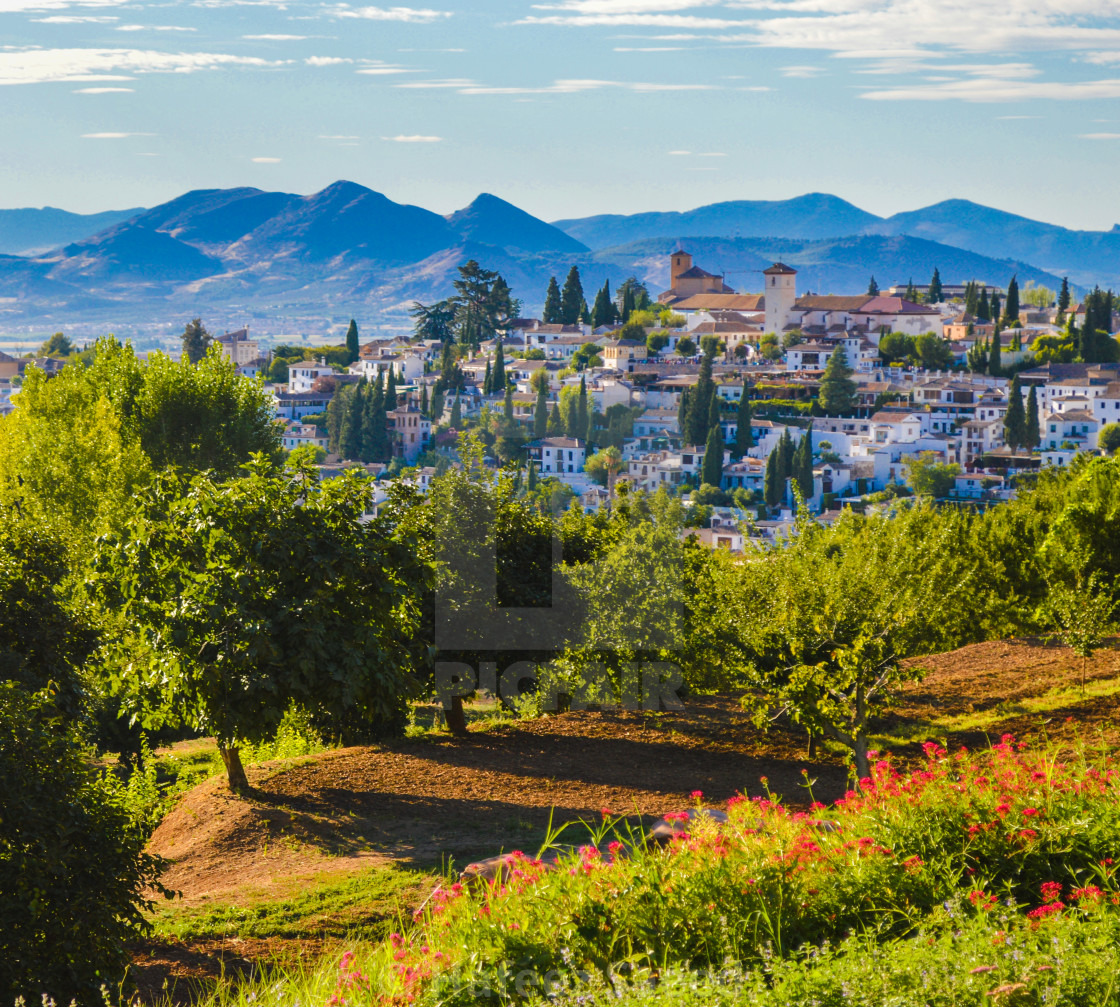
(2, 0, 1120, 229)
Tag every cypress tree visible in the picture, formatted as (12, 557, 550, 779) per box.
(547, 402, 562, 436)
(708, 390, 721, 437)
(1003, 275, 1020, 324)
(1058, 277, 1071, 320)
(483, 359, 492, 395)
(345, 318, 360, 364)
(450, 392, 462, 428)
(419, 383, 428, 415)
(702, 423, 723, 487)
(503, 384, 514, 422)
(818, 346, 857, 415)
(965, 281, 979, 317)
(687, 350, 715, 445)
(386, 367, 398, 409)
(361, 375, 385, 463)
(580, 299, 591, 326)
(977, 288, 990, 322)
(585, 408, 595, 448)
(430, 388, 444, 423)
(778, 427, 794, 482)
(527, 458, 538, 491)
(991, 291, 1002, 326)
(1003, 374, 1025, 453)
(735, 391, 753, 458)
(905, 278, 918, 302)
(677, 388, 691, 440)
(339, 384, 363, 460)
(988, 320, 1002, 376)
(621, 284, 635, 323)
(576, 375, 589, 438)
(560, 266, 585, 326)
(591, 281, 615, 328)
(763, 449, 781, 508)
(493, 338, 506, 391)
(543, 277, 562, 324)
(867, 275, 879, 296)
(533, 385, 548, 438)
(928, 268, 943, 304)
(1025, 385, 1040, 450)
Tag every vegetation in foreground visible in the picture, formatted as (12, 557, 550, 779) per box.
(162, 736, 1120, 1006)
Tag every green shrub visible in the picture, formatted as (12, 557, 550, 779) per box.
(0, 684, 167, 1004)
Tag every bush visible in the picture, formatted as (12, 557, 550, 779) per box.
(1100, 422, 1120, 455)
(0, 684, 167, 1004)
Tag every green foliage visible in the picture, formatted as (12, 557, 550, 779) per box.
(879, 331, 915, 364)
(914, 332, 953, 370)
(0, 683, 167, 1005)
(39, 331, 75, 357)
(818, 346, 857, 415)
(927, 266, 943, 304)
(675, 336, 696, 357)
(1100, 423, 1120, 455)
(905, 452, 961, 498)
(93, 457, 427, 789)
(560, 266, 585, 326)
(542, 277, 562, 325)
(1004, 375, 1026, 452)
(181, 317, 211, 364)
(411, 299, 455, 343)
(452, 261, 518, 348)
(702, 422, 724, 487)
(345, 318, 360, 363)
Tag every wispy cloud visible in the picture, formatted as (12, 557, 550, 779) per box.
(243, 33, 308, 39)
(781, 64, 823, 77)
(305, 55, 351, 65)
(82, 131, 154, 138)
(73, 85, 134, 92)
(0, 47, 283, 86)
(1080, 131, 1120, 139)
(383, 133, 442, 141)
(32, 14, 118, 22)
(326, 4, 452, 22)
(861, 77, 1120, 102)
(356, 61, 416, 74)
(396, 76, 717, 93)
(116, 25, 198, 32)
(251, 155, 281, 161)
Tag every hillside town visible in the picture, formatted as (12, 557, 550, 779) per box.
(9, 250, 1119, 551)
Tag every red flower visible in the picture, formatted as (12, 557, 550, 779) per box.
(690, 790, 703, 800)
(1040, 881, 1063, 903)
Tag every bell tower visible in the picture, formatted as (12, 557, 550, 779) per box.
(670, 248, 692, 288)
(763, 262, 797, 335)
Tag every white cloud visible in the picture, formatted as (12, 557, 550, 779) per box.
(356, 63, 416, 73)
(0, 48, 283, 85)
(861, 77, 1120, 102)
(243, 33, 308, 39)
(515, 14, 752, 26)
(394, 76, 474, 88)
(1080, 131, 1120, 138)
(305, 55, 351, 65)
(116, 25, 199, 32)
(397, 76, 718, 94)
(781, 64, 823, 76)
(327, 4, 452, 22)
(73, 85, 134, 91)
(613, 45, 687, 50)
(82, 131, 154, 137)
(0, 0, 118, 11)
(531, 0, 725, 10)
(251, 155, 281, 161)
(383, 133, 442, 141)
(33, 14, 117, 21)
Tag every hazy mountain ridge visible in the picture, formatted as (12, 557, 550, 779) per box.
(0, 182, 1109, 335)
(0, 206, 145, 257)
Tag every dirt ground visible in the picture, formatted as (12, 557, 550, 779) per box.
(133, 639, 1120, 1002)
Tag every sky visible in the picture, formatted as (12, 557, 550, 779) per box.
(2, 0, 1120, 230)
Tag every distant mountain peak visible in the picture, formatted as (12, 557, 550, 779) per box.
(447, 193, 587, 254)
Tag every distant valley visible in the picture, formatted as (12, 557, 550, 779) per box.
(0, 183, 1114, 339)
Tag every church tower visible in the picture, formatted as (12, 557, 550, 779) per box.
(670, 248, 693, 285)
(763, 262, 797, 335)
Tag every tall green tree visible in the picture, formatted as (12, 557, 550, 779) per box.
(904, 278, 918, 302)
(542, 277, 562, 324)
(339, 383, 364, 460)
(410, 299, 455, 343)
(503, 384, 514, 422)
(1002, 275, 1020, 325)
(735, 392, 753, 458)
(796, 428, 814, 501)
(345, 318, 360, 363)
(493, 338, 506, 391)
(763, 448, 782, 508)
(702, 422, 724, 487)
(1004, 375, 1026, 453)
(965, 281, 979, 317)
(1025, 385, 1041, 451)
(778, 427, 794, 482)
(547, 402, 562, 436)
(181, 317, 211, 365)
(685, 349, 716, 445)
(560, 266, 585, 326)
(590, 280, 617, 328)
(482, 359, 493, 396)
(94, 459, 426, 791)
(866, 275, 879, 296)
(928, 267, 943, 304)
(1058, 277, 1071, 320)
(977, 287, 991, 322)
(576, 375, 589, 440)
(452, 260, 516, 347)
(450, 392, 462, 428)
(533, 384, 549, 438)
(988, 320, 1002, 375)
(818, 346, 857, 415)
(991, 291, 1002, 326)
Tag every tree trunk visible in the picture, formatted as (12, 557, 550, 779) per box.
(806, 730, 817, 759)
(445, 695, 470, 738)
(852, 733, 870, 785)
(220, 744, 250, 794)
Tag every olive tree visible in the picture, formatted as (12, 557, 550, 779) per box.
(94, 456, 427, 792)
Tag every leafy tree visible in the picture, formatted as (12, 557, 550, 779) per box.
(914, 332, 953, 370)
(966, 337, 988, 373)
(542, 277, 562, 324)
(452, 260, 517, 348)
(181, 317, 212, 364)
(576, 375, 589, 439)
(39, 331, 75, 357)
(778, 427, 794, 482)
(818, 345, 857, 415)
(675, 336, 697, 357)
(345, 318, 360, 363)
(708, 505, 974, 779)
(879, 331, 915, 365)
(503, 384, 514, 422)
(560, 266, 585, 326)
(866, 275, 879, 296)
(1025, 385, 1041, 451)
(1, 684, 167, 1004)
(1004, 375, 1026, 453)
(905, 451, 960, 498)
(646, 330, 670, 356)
(991, 291, 1002, 326)
(95, 459, 425, 791)
(928, 268, 943, 304)
(616, 277, 650, 320)
(1042, 571, 1117, 695)
(1002, 275, 1020, 325)
(1079, 287, 1118, 363)
(411, 299, 455, 343)
(735, 392, 753, 458)
(702, 423, 724, 487)
(1021, 281, 1055, 310)
(1099, 422, 1120, 455)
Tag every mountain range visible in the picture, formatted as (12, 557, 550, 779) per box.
(0, 182, 1114, 339)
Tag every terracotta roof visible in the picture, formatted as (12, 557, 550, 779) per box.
(676, 265, 722, 280)
(763, 262, 797, 275)
(672, 294, 765, 312)
(858, 296, 939, 315)
(794, 295, 869, 312)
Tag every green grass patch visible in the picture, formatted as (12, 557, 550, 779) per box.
(151, 865, 436, 942)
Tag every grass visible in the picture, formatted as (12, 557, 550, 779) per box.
(150, 865, 436, 942)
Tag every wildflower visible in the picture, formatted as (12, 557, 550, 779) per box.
(970, 966, 996, 974)
(608, 841, 623, 855)
(1040, 881, 1063, 903)
(600, 807, 612, 818)
(690, 790, 703, 800)
(1021, 807, 1040, 817)
(1072, 886, 1103, 903)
